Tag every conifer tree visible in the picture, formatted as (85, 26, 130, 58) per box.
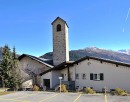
(0, 45, 23, 89)
(0, 45, 12, 87)
(11, 46, 22, 89)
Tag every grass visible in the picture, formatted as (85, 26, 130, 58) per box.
(0, 91, 14, 95)
(0, 88, 14, 96)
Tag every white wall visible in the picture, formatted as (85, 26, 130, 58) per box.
(41, 71, 61, 88)
(60, 68, 68, 81)
(41, 72, 52, 88)
(60, 59, 130, 92)
(52, 71, 61, 88)
(60, 67, 75, 81)
(19, 56, 50, 86)
(76, 59, 130, 91)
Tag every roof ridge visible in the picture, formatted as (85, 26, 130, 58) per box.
(19, 54, 53, 68)
(51, 17, 69, 27)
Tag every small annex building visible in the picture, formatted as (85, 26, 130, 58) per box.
(19, 17, 130, 92)
(18, 54, 53, 88)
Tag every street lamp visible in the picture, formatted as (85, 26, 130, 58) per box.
(104, 86, 108, 102)
(59, 77, 62, 93)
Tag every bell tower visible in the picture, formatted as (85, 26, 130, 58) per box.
(52, 17, 69, 66)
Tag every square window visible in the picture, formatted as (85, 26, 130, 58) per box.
(92, 73, 104, 81)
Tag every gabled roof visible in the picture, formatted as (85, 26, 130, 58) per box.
(74, 56, 130, 67)
(39, 61, 74, 76)
(39, 55, 130, 76)
(51, 17, 69, 27)
(18, 54, 53, 68)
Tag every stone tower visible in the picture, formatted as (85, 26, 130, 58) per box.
(52, 17, 69, 66)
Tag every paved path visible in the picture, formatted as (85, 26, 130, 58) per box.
(0, 91, 130, 102)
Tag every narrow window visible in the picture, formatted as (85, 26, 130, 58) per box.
(93, 74, 100, 80)
(57, 24, 61, 31)
(82, 73, 86, 79)
(90, 73, 93, 80)
(100, 73, 104, 80)
(75, 73, 79, 79)
(93, 74, 97, 80)
(61, 74, 64, 80)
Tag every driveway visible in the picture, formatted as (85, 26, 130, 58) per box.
(0, 91, 130, 102)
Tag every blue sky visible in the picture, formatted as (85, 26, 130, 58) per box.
(0, 0, 130, 56)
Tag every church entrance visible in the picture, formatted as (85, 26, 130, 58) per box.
(43, 79, 50, 89)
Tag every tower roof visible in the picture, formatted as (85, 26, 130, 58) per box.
(51, 17, 69, 27)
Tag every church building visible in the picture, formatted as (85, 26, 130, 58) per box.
(19, 17, 130, 92)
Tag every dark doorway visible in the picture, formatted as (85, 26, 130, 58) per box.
(43, 79, 50, 88)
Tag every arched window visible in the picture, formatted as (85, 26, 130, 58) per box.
(57, 24, 61, 31)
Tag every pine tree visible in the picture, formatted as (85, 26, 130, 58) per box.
(0, 45, 12, 88)
(11, 46, 23, 89)
(0, 45, 23, 89)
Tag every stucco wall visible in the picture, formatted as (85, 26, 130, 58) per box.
(19, 56, 50, 86)
(77, 59, 130, 91)
(60, 68, 68, 81)
(41, 72, 52, 88)
(61, 59, 130, 92)
(41, 71, 61, 88)
(52, 71, 61, 88)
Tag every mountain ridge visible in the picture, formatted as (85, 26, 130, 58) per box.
(40, 47, 130, 64)
(0, 47, 130, 64)
(118, 49, 130, 55)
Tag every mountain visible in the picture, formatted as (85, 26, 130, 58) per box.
(118, 49, 130, 55)
(40, 47, 130, 64)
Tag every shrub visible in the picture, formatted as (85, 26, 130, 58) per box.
(115, 88, 127, 96)
(7, 88, 14, 91)
(85, 87, 96, 94)
(33, 85, 39, 91)
(61, 84, 68, 92)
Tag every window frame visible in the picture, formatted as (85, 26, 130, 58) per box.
(82, 73, 86, 79)
(75, 73, 79, 79)
(90, 73, 104, 81)
(93, 74, 100, 80)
